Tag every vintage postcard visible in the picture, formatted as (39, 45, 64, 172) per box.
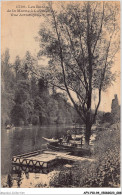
(1, 0, 121, 194)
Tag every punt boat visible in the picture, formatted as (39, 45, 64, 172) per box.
(42, 137, 91, 155)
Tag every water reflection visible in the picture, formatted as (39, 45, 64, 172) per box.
(1, 125, 86, 188)
(5, 164, 60, 188)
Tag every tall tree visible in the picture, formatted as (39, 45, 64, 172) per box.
(38, 2, 120, 145)
(14, 56, 21, 81)
(1, 49, 15, 125)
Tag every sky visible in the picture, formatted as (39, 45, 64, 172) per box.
(1, 1, 120, 112)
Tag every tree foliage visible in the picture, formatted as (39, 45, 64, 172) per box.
(1, 49, 15, 125)
(2, 50, 79, 126)
(37, 1, 120, 144)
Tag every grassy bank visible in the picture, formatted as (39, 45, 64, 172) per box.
(49, 123, 120, 187)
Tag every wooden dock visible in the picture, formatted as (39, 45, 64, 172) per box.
(43, 150, 95, 162)
(12, 150, 58, 168)
(12, 150, 95, 169)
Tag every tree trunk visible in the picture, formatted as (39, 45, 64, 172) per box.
(85, 113, 91, 146)
(85, 123, 91, 145)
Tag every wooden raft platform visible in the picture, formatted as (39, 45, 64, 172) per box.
(12, 150, 95, 169)
(12, 150, 71, 168)
(44, 151, 95, 162)
(12, 150, 58, 168)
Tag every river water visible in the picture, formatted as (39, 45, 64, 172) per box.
(1, 124, 83, 188)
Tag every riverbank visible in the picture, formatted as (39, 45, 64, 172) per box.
(1, 123, 120, 188)
(48, 123, 120, 187)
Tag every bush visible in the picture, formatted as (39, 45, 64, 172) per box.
(50, 168, 73, 187)
(84, 125, 120, 187)
(50, 124, 120, 187)
(32, 115, 39, 125)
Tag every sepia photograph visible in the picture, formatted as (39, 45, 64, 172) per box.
(1, 0, 120, 190)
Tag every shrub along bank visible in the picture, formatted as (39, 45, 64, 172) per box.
(49, 123, 120, 187)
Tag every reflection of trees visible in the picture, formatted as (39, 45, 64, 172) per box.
(7, 174, 13, 188)
(12, 131, 25, 155)
(31, 128, 38, 150)
(17, 177, 22, 188)
(25, 172, 29, 179)
(10, 168, 23, 188)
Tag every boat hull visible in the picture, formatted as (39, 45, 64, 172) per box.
(47, 143, 77, 152)
(42, 137, 59, 143)
(47, 143, 91, 156)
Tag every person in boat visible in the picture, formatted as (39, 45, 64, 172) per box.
(6, 123, 14, 129)
(72, 129, 77, 140)
(81, 136, 83, 146)
(66, 130, 72, 143)
(59, 137, 63, 144)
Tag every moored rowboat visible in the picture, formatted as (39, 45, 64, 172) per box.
(47, 142, 82, 152)
(42, 137, 59, 143)
(47, 142, 91, 156)
(42, 136, 91, 155)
